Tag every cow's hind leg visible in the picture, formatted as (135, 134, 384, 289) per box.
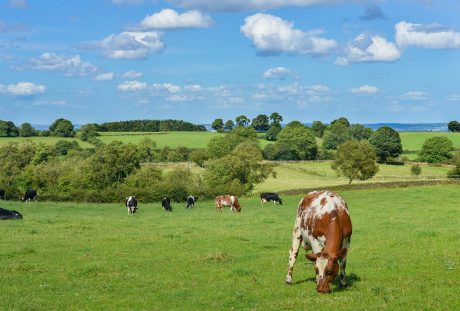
(338, 258, 348, 287)
(285, 217, 302, 284)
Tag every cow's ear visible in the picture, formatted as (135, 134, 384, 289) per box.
(336, 248, 347, 260)
(306, 253, 318, 262)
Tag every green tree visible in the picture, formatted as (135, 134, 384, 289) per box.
(322, 123, 351, 150)
(349, 124, 373, 140)
(55, 140, 80, 155)
(265, 124, 282, 141)
(204, 141, 275, 195)
(224, 120, 235, 132)
(331, 140, 379, 184)
(410, 164, 422, 177)
(263, 143, 296, 160)
(211, 118, 224, 132)
(251, 114, 270, 132)
(418, 136, 454, 163)
(269, 112, 283, 126)
(331, 117, 350, 127)
(447, 151, 460, 178)
(312, 121, 327, 138)
(277, 123, 317, 160)
(207, 127, 257, 158)
(78, 124, 100, 142)
(369, 126, 403, 163)
(85, 142, 141, 189)
(189, 149, 209, 167)
(235, 115, 250, 127)
(0, 120, 19, 137)
(447, 121, 460, 132)
(19, 123, 38, 137)
(49, 118, 75, 137)
(137, 137, 157, 162)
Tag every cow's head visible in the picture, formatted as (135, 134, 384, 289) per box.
(279, 198, 283, 205)
(233, 199, 242, 213)
(306, 249, 347, 293)
(12, 211, 23, 219)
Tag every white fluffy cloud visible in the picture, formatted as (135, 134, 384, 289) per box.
(169, 0, 339, 12)
(94, 72, 114, 81)
(79, 32, 164, 59)
(395, 21, 460, 49)
(400, 91, 428, 100)
(139, 9, 213, 29)
(14, 52, 98, 77)
(0, 82, 46, 96)
(122, 70, 143, 78)
(263, 67, 293, 79)
(350, 85, 380, 94)
(118, 81, 147, 91)
(336, 34, 401, 65)
(152, 83, 182, 93)
(241, 13, 337, 56)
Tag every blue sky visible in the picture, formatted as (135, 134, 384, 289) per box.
(0, 0, 459, 125)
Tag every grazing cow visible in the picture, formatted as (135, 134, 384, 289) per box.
(260, 192, 283, 205)
(0, 207, 23, 220)
(0, 189, 5, 200)
(22, 189, 37, 202)
(285, 191, 352, 293)
(215, 195, 241, 213)
(185, 196, 197, 208)
(125, 196, 138, 214)
(162, 197, 172, 212)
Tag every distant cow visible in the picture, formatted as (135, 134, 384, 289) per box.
(0, 189, 5, 200)
(162, 197, 172, 212)
(285, 190, 352, 293)
(260, 192, 283, 205)
(0, 207, 23, 220)
(215, 195, 241, 213)
(22, 189, 37, 202)
(125, 196, 138, 214)
(185, 196, 197, 208)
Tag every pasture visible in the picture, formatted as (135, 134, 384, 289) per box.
(0, 136, 93, 148)
(0, 185, 458, 310)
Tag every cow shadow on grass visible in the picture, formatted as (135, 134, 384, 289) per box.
(292, 272, 361, 290)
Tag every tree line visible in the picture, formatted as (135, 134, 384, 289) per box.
(0, 118, 207, 139)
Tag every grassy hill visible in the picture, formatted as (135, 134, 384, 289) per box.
(0, 185, 458, 310)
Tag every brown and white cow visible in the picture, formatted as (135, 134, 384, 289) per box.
(285, 190, 352, 293)
(215, 195, 241, 213)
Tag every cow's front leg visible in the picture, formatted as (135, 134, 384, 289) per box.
(285, 217, 302, 284)
(338, 257, 348, 287)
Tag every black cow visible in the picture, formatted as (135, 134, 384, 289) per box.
(162, 197, 172, 212)
(22, 189, 38, 202)
(185, 196, 197, 208)
(0, 207, 23, 220)
(260, 192, 283, 205)
(125, 196, 138, 214)
(0, 189, 5, 200)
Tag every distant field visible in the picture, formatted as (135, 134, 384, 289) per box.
(0, 185, 458, 310)
(98, 131, 271, 149)
(400, 132, 460, 159)
(255, 160, 451, 192)
(0, 136, 93, 148)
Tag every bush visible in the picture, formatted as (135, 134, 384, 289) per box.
(55, 140, 80, 155)
(410, 164, 422, 176)
(418, 136, 454, 163)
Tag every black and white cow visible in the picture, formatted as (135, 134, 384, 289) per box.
(185, 196, 197, 208)
(0, 189, 5, 200)
(0, 207, 23, 220)
(22, 189, 37, 202)
(260, 192, 283, 205)
(162, 197, 172, 212)
(125, 196, 138, 214)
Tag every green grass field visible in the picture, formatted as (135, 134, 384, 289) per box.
(1, 185, 458, 310)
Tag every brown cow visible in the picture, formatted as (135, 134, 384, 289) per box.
(215, 195, 241, 213)
(285, 190, 352, 293)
